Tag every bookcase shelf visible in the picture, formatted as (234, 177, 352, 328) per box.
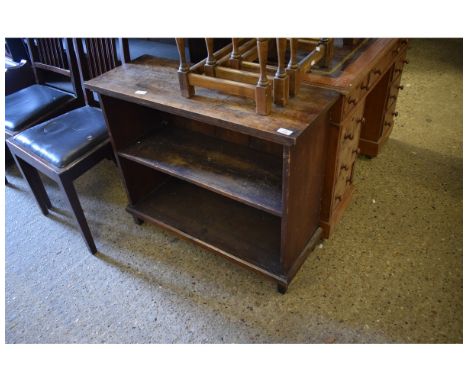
(127, 177, 283, 279)
(119, 126, 283, 216)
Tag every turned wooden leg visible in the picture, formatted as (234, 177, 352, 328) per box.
(277, 283, 288, 294)
(58, 175, 97, 254)
(273, 38, 289, 106)
(286, 38, 300, 97)
(105, 144, 117, 165)
(175, 38, 194, 98)
(255, 38, 272, 115)
(13, 155, 51, 215)
(204, 38, 216, 76)
(320, 38, 334, 68)
(229, 38, 242, 69)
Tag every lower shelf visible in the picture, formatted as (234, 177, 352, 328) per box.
(127, 178, 283, 280)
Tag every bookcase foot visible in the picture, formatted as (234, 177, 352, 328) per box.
(133, 216, 144, 225)
(277, 283, 288, 294)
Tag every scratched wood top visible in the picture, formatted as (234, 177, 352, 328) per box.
(302, 38, 400, 93)
(85, 55, 339, 146)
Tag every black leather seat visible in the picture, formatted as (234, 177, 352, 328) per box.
(12, 106, 108, 168)
(5, 84, 74, 133)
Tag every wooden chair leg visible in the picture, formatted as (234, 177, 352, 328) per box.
(13, 155, 52, 215)
(58, 176, 97, 254)
(105, 145, 117, 165)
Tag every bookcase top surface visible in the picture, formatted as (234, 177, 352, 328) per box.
(85, 56, 339, 146)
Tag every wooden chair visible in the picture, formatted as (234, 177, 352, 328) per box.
(5, 38, 83, 138)
(5, 38, 84, 185)
(6, 38, 130, 254)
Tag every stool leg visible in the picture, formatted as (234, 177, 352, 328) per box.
(13, 155, 51, 215)
(58, 176, 97, 254)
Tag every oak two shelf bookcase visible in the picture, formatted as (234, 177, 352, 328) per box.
(86, 56, 338, 293)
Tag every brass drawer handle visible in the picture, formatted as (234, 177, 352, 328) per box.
(335, 195, 342, 202)
(403, 59, 409, 65)
(392, 111, 399, 117)
(357, 117, 366, 125)
(344, 133, 354, 140)
(348, 98, 358, 106)
(341, 164, 349, 171)
(398, 85, 404, 90)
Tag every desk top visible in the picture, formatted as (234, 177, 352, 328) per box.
(303, 38, 401, 93)
(85, 56, 339, 146)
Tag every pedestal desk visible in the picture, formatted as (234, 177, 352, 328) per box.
(86, 56, 339, 293)
(303, 38, 409, 238)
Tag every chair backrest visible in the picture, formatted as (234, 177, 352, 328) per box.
(25, 38, 82, 98)
(73, 38, 130, 107)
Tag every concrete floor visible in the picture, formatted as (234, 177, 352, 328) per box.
(5, 38, 462, 343)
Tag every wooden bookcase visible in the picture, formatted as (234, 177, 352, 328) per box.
(86, 56, 338, 292)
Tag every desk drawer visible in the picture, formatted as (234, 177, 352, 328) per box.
(387, 80, 404, 108)
(341, 77, 369, 119)
(368, 39, 408, 91)
(333, 101, 365, 210)
(383, 100, 399, 134)
(391, 51, 409, 83)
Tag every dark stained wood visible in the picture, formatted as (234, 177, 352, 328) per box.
(12, 154, 52, 215)
(119, 38, 130, 64)
(7, 38, 129, 255)
(118, 156, 169, 205)
(85, 55, 339, 146)
(359, 47, 408, 157)
(273, 38, 289, 106)
(25, 38, 76, 89)
(320, 98, 365, 238)
(360, 69, 391, 142)
(127, 178, 283, 279)
(175, 38, 195, 98)
(33, 62, 70, 76)
(286, 38, 300, 96)
(74, 38, 130, 107)
(302, 38, 401, 91)
(58, 175, 97, 254)
(98, 94, 158, 151)
(6, 38, 82, 182)
(119, 126, 283, 216)
(90, 52, 338, 292)
(302, 38, 409, 237)
(321, 38, 335, 68)
(281, 112, 327, 272)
